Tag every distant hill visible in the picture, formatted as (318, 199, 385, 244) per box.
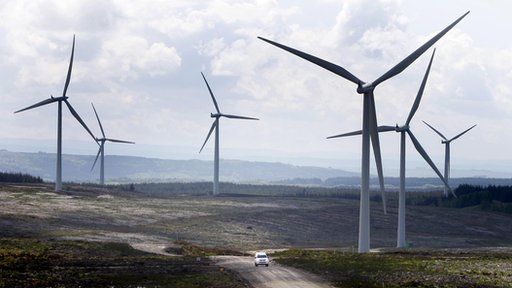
(0, 150, 357, 183)
(1, 150, 510, 188)
(275, 176, 512, 190)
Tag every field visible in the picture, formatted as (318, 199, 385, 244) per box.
(2, 183, 512, 249)
(1, 182, 512, 287)
(273, 249, 512, 287)
(0, 238, 247, 288)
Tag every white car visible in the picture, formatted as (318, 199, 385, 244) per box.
(254, 252, 269, 267)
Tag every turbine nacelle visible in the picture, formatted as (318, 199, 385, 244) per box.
(211, 113, 221, 118)
(53, 96, 68, 101)
(395, 124, 409, 132)
(356, 82, 373, 94)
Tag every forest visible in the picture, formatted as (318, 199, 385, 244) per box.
(0, 172, 43, 183)
(409, 184, 512, 214)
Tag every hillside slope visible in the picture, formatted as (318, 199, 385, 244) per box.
(0, 150, 356, 183)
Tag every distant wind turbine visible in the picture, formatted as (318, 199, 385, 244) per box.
(328, 49, 453, 248)
(14, 35, 96, 192)
(423, 121, 476, 197)
(259, 11, 469, 252)
(199, 72, 259, 195)
(91, 103, 135, 185)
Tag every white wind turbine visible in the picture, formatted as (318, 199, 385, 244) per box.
(14, 35, 96, 192)
(259, 11, 469, 252)
(90, 103, 135, 185)
(328, 50, 454, 248)
(423, 121, 476, 197)
(199, 72, 259, 195)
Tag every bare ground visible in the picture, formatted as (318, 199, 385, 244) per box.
(1, 183, 511, 251)
(214, 256, 333, 288)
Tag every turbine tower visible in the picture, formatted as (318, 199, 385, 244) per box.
(258, 11, 469, 252)
(423, 121, 476, 197)
(199, 72, 259, 195)
(329, 50, 454, 248)
(14, 35, 96, 192)
(91, 103, 135, 185)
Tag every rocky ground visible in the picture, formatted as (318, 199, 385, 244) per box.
(1, 183, 511, 250)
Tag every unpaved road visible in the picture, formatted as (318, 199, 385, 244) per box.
(129, 242, 180, 256)
(214, 256, 333, 288)
(129, 244, 332, 288)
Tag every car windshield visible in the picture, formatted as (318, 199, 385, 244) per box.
(257, 255, 267, 258)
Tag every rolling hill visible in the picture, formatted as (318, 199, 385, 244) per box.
(0, 149, 356, 183)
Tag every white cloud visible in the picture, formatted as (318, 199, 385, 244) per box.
(98, 37, 182, 80)
(0, 0, 510, 174)
(141, 43, 182, 77)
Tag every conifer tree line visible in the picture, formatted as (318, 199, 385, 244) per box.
(0, 172, 43, 183)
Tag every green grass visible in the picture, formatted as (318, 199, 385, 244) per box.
(0, 237, 248, 288)
(272, 249, 512, 287)
(170, 240, 248, 257)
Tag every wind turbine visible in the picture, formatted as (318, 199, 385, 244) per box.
(329, 50, 454, 248)
(199, 72, 259, 195)
(258, 11, 469, 252)
(423, 121, 476, 197)
(14, 35, 96, 192)
(91, 103, 135, 185)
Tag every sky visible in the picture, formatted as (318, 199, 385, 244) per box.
(0, 0, 511, 177)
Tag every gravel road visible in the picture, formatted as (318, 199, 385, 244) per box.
(214, 255, 333, 288)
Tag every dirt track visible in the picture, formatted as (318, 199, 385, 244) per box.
(214, 255, 333, 288)
(128, 243, 333, 288)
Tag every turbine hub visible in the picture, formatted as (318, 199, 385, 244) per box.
(211, 113, 221, 118)
(54, 96, 68, 101)
(356, 82, 373, 94)
(395, 124, 409, 132)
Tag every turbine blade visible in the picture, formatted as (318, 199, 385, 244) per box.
(64, 100, 96, 141)
(105, 138, 135, 144)
(327, 130, 362, 139)
(222, 114, 259, 120)
(369, 95, 387, 214)
(62, 35, 75, 97)
(378, 126, 397, 132)
(407, 129, 456, 197)
(201, 72, 220, 113)
(423, 121, 447, 140)
(406, 49, 436, 125)
(199, 120, 217, 153)
(372, 11, 469, 87)
(91, 103, 105, 138)
(14, 97, 58, 113)
(91, 145, 101, 172)
(258, 37, 362, 85)
(327, 125, 395, 139)
(449, 124, 476, 142)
